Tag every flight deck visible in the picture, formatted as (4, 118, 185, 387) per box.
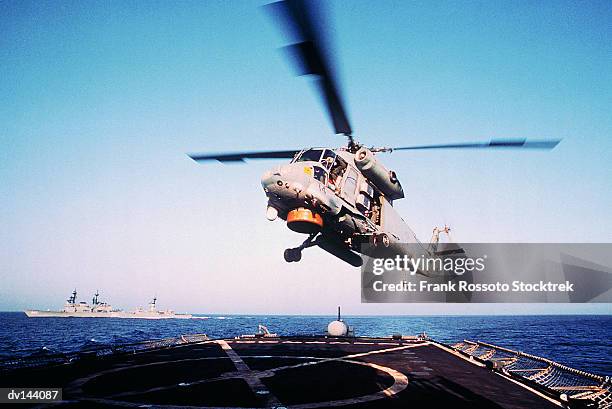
(1, 332, 610, 408)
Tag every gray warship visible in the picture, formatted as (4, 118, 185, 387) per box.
(24, 290, 193, 319)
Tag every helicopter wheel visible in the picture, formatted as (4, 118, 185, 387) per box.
(375, 233, 390, 248)
(284, 248, 302, 263)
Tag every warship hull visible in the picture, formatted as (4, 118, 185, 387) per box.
(24, 310, 193, 319)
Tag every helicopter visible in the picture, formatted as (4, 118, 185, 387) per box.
(189, 0, 560, 267)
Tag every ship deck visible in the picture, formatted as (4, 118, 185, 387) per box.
(1, 335, 569, 408)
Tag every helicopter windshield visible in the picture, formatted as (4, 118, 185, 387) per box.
(321, 149, 336, 169)
(294, 149, 323, 163)
(312, 165, 327, 184)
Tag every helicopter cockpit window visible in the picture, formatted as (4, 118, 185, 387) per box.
(312, 166, 327, 184)
(294, 149, 323, 163)
(328, 154, 348, 192)
(321, 149, 337, 170)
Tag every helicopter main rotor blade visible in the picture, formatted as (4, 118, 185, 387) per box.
(388, 138, 561, 152)
(266, 0, 352, 136)
(188, 149, 301, 163)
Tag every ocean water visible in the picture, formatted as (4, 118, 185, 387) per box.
(0, 313, 609, 376)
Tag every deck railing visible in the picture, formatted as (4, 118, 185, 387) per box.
(0, 333, 209, 371)
(453, 340, 611, 409)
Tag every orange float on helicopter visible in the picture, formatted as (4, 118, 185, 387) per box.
(286, 207, 323, 234)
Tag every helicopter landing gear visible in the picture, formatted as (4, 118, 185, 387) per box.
(284, 248, 302, 262)
(284, 233, 319, 263)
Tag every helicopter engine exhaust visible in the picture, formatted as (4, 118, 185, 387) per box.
(286, 207, 323, 234)
(354, 147, 404, 200)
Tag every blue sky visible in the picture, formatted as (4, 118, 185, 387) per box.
(1, 0, 611, 314)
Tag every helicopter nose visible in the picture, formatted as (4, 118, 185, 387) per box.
(261, 166, 282, 190)
(261, 170, 272, 184)
(261, 164, 308, 199)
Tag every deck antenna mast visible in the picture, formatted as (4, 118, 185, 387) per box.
(68, 289, 77, 304)
(149, 296, 157, 311)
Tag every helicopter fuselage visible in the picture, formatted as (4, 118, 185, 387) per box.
(261, 147, 422, 265)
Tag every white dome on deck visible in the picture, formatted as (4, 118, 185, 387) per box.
(327, 320, 348, 337)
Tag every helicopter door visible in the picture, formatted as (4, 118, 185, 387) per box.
(341, 167, 359, 203)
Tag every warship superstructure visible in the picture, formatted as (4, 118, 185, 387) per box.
(24, 290, 192, 319)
